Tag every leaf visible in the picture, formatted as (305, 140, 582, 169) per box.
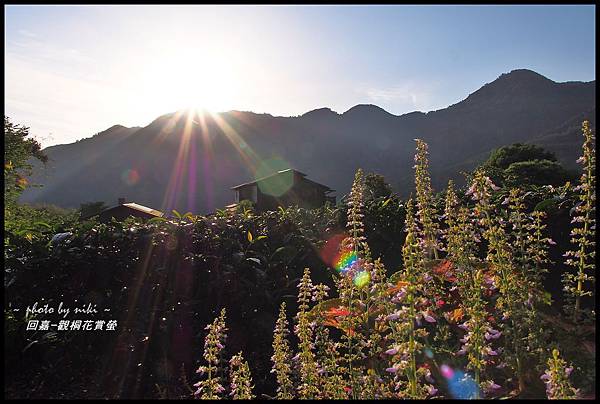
(42, 331, 58, 340)
(172, 209, 182, 219)
(381, 198, 391, 208)
(386, 280, 410, 295)
(34, 222, 52, 229)
(148, 217, 168, 223)
(256, 235, 267, 241)
(247, 230, 253, 242)
(5, 275, 16, 288)
(254, 268, 267, 278)
(22, 340, 38, 353)
(433, 260, 453, 276)
(246, 257, 261, 265)
(306, 298, 344, 321)
(387, 270, 405, 285)
(449, 308, 464, 323)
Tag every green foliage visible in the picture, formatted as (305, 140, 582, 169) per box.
(541, 349, 579, 399)
(414, 139, 441, 259)
(4, 116, 47, 207)
(4, 122, 595, 400)
(194, 309, 228, 399)
(504, 159, 574, 187)
(79, 201, 108, 219)
(481, 143, 573, 188)
(562, 121, 596, 323)
(271, 302, 294, 399)
(486, 143, 557, 170)
(364, 172, 393, 201)
(236, 199, 255, 216)
(229, 351, 255, 399)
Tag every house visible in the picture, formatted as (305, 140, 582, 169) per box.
(231, 169, 335, 212)
(94, 198, 164, 223)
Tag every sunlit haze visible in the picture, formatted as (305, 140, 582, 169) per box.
(5, 5, 596, 147)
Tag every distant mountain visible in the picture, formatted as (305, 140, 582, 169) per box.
(21, 69, 595, 214)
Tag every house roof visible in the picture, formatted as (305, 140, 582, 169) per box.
(121, 202, 164, 217)
(231, 169, 334, 192)
(94, 202, 163, 218)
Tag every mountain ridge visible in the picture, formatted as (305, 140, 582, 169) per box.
(21, 69, 596, 213)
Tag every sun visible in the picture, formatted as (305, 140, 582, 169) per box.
(140, 45, 237, 113)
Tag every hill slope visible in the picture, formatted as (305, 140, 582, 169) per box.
(21, 69, 596, 213)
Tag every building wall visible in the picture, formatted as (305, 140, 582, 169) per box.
(236, 173, 333, 212)
(236, 185, 257, 203)
(255, 179, 329, 211)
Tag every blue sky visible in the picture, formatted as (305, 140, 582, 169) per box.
(5, 5, 596, 147)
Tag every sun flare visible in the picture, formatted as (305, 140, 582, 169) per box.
(140, 45, 237, 113)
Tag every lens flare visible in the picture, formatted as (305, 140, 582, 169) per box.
(321, 233, 370, 287)
(440, 364, 480, 399)
(319, 233, 346, 267)
(440, 364, 454, 379)
(335, 250, 357, 274)
(353, 270, 370, 288)
(121, 168, 140, 186)
(254, 157, 293, 197)
(334, 248, 370, 288)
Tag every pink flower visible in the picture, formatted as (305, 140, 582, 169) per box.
(486, 381, 501, 391)
(385, 348, 399, 355)
(485, 329, 502, 340)
(423, 313, 436, 323)
(386, 313, 400, 321)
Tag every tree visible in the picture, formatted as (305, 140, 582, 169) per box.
(4, 116, 47, 207)
(480, 143, 574, 187)
(79, 201, 108, 219)
(364, 172, 393, 201)
(504, 159, 574, 187)
(485, 143, 557, 170)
